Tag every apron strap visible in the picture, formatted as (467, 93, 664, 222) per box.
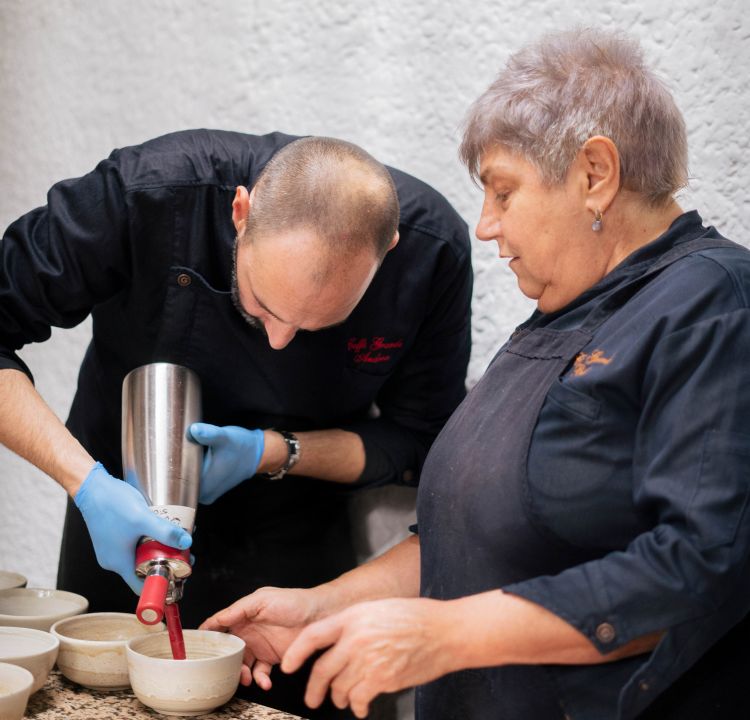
(580, 236, 742, 333)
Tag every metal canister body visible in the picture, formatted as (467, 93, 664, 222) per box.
(121, 362, 202, 533)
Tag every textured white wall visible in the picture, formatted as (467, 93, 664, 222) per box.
(0, 0, 748, 624)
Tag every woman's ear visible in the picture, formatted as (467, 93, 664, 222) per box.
(581, 136, 620, 215)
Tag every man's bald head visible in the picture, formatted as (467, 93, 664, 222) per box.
(241, 137, 400, 267)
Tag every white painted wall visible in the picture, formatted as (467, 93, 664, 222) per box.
(0, 1, 748, 712)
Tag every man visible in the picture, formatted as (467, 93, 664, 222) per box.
(0, 130, 472, 716)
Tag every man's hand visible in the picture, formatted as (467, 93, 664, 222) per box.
(74, 463, 192, 595)
(188, 423, 265, 504)
(200, 587, 323, 690)
(281, 598, 460, 719)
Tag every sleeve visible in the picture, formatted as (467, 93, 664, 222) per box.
(344, 234, 473, 488)
(504, 306, 750, 653)
(0, 157, 130, 378)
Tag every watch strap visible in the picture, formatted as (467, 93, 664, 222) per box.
(264, 430, 300, 481)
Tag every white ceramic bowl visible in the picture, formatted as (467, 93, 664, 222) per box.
(51, 612, 164, 690)
(0, 627, 59, 694)
(0, 661, 34, 720)
(127, 630, 244, 716)
(0, 572, 27, 592)
(0, 588, 88, 632)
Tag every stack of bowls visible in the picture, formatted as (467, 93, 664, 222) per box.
(0, 580, 86, 698)
(0, 627, 59, 694)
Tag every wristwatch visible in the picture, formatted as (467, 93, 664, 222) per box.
(264, 430, 301, 481)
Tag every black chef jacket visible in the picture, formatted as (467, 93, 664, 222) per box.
(0, 129, 471, 626)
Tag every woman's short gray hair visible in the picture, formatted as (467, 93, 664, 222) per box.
(459, 28, 688, 206)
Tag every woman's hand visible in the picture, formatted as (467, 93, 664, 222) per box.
(281, 597, 461, 719)
(199, 586, 324, 689)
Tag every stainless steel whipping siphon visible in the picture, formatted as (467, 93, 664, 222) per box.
(121, 362, 202, 624)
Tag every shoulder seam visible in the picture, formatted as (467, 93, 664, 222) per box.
(398, 221, 470, 263)
(694, 251, 750, 308)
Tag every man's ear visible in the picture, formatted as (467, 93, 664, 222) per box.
(386, 231, 400, 253)
(580, 136, 620, 216)
(232, 186, 253, 234)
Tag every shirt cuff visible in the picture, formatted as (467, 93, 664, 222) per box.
(341, 417, 429, 488)
(0, 352, 34, 382)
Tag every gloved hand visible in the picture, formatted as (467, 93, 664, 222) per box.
(188, 423, 265, 505)
(74, 463, 192, 595)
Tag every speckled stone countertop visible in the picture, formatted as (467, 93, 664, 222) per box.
(26, 671, 306, 719)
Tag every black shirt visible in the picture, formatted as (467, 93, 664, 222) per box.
(0, 129, 472, 625)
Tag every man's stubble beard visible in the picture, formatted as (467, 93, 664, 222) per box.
(231, 235, 267, 336)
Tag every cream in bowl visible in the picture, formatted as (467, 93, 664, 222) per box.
(0, 661, 34, 720)
(0, 627, 59, 694)
(126, 630, 244, 716)
(51, 612, 164, 690)
(0, 588, 88, 631)
(0, 572, 27, 592)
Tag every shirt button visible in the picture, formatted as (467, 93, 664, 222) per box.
(177, 273, 192, 287)
(639, 679, 650, 692)
(595, 622, 616, 644)
(402, 469, 415, 484)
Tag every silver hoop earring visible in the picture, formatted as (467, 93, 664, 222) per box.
(592, 209, 603, 232)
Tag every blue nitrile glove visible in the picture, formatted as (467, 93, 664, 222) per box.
(74, 462, 192, 595)
(188, 423, 265, 505)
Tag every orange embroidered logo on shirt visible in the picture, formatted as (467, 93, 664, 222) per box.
(572, 350, 613, 376)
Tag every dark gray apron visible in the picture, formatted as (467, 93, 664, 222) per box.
(415, 236, 738, 719)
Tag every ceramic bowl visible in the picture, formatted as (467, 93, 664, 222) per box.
(0, 572, 26, 592)
(0, 627, 59, 694)
(0, 661, 34, 720)
(127, 630, 244, 716)
(51, 612, 164, 690)
(0, 588, 88, 631)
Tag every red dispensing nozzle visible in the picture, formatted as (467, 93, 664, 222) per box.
(137, 570, 170, 625)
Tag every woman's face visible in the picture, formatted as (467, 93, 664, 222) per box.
(475, 145, 605, 313)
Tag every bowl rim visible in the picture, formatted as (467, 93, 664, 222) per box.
(51, 612, 163, 645)
(0, 660, 35, 693)
(0, 571, 27, 590)
(126, 629, 245, 665)
(0, 626, 60, 658)
(0, 588, 89, 620)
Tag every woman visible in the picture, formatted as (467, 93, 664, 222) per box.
(201, 28, 750, 719)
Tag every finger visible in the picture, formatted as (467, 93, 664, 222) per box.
(200, 594, 262, 631)
(198, 613, 225, 631)
(143, 511, 192, 550)
(306, 645, 352, 709)
(189, 422, 221, 444)
(329, 658, 365, 710)
(281, 618, 342, 674)
(240, 664, 252, 686)
(252, 660, 274, 691)
(349, 681, 374, 719)
(215, 597, 261, 627)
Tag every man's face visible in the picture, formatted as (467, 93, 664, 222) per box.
(231, 227, 380, 350)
